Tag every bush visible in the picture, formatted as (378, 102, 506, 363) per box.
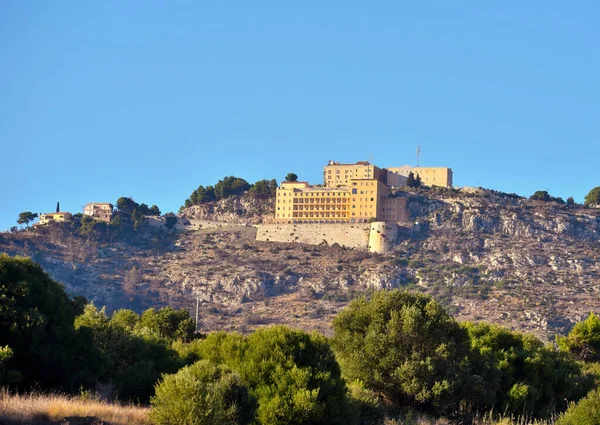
(585, 187, 600, 206)
(74, 305, 183, 402)
(137, 307, 197, 343)
(150, 360, 255, 425)
(465, 322, 587, 418)
(194, 327, 351, 425)
(556, 387, 600, 425)
(346, 380, 383, 425)
(330, 290, 473, 415)
(557, 313, 600, 362)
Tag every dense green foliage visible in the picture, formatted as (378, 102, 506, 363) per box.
(557, 313, 600, 362)
(285, 173, 298, 182)
(465, 322, 586, 417)
(556, 387, 600, 425)
(3, 255, 599, 423)
(530, 190, 565, 203)
(183, 176, 278, 207)
(17, 211, 38, 227)
(0, 254, 86, 390)
(331, 290, 591, 419)
(151, 360, 255, 425)
(116, 197, 162, 229)
(405, 172, 421, 188)
(331, 291, 473, 415)
(74, 305, 195, 402)
(585, 186, 600, 206)
(184, 326, 351, 425)
(248, 179, 278, 199)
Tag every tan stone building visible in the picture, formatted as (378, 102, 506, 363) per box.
(38, 212, 72, 225)
(83, 203, 114, 222)
(275, 179, 406, 223)
(323, 160, 386, 187)
(387, 166, 453, 188)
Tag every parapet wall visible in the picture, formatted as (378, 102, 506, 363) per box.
(256, 222, 402, 253)
(256, 223, 371, 249)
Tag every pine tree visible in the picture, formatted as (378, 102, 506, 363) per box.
(406, 172, 416, 187)
(415, 173, 422, 187)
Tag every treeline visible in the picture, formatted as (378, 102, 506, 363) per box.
(1, 254, 599, 424)
(182, 176, 280, 208)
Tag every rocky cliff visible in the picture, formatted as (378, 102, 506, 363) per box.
(1, 188, 598, 340)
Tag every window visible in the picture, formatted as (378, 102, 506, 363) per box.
(352, 188, 357, 194)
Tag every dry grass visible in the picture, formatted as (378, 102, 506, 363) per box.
(0, 389, 150, 424)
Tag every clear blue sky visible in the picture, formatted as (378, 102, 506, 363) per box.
(1, 1, 599, 230)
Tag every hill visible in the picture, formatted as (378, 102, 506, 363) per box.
(1, 187, 599, 340)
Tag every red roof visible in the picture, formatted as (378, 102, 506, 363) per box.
(42, 212, 70, 215)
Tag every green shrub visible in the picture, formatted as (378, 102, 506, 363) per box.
(557, 313, 600, 362)
(556, 387, 600, 425)
(584, 187, 600, 206)
(330, 290, 473, 415)
(150, 360, 255, 425)
(75, 304, 182, 402)
(465, 322, 587, 418)
(195, 327, 351, 425)
(346, 380, 383, 425)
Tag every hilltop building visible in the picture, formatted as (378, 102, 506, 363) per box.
(274, 159, 451, 224)
(38, 212, 72, 225)
(275, 179, 407, 224)
(387, 166, 453, 188)
(83, 203, 114, 222)
(323, 160, 386, 187)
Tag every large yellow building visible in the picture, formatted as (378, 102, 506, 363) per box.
(275, 179, 405, 223)
(38, 212, 72, 225)
(323, 160, 386, 187)
(387, 166, 453, 188)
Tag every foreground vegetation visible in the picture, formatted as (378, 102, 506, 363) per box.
(1, 254, 599, 424)
(0, 390, 149, 424)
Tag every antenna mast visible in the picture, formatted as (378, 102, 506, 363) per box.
(416, 145, 421, 167)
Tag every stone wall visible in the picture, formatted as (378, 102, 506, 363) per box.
(256, 223, 371, 249)
(256, 222, 404, 253)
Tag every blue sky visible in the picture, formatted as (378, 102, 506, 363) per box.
(1, 1, 599, 230)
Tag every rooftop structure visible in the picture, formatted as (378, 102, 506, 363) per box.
(323, 160, 386, 188)
(387, 165, 453, 188)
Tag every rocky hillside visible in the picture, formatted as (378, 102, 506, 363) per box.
(1, 188, 599, 340)
(179, 195, 275, 224)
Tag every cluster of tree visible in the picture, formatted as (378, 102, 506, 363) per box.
(2, 255, 599, 424)
(530, 190, 566, 203)
(152, 327, 349, 425)
(116, 197, 161, 228)
(0, 254, 196, 402)
(182, 174, 298, 208)
(405, 171, 422, 188)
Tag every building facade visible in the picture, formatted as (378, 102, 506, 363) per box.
(387, 166, 453, 188)
(275, 179, 406, 223)
(83, 203, 114, 222)
(38, 212, 72, 225)
(323, 160, 386, 187)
